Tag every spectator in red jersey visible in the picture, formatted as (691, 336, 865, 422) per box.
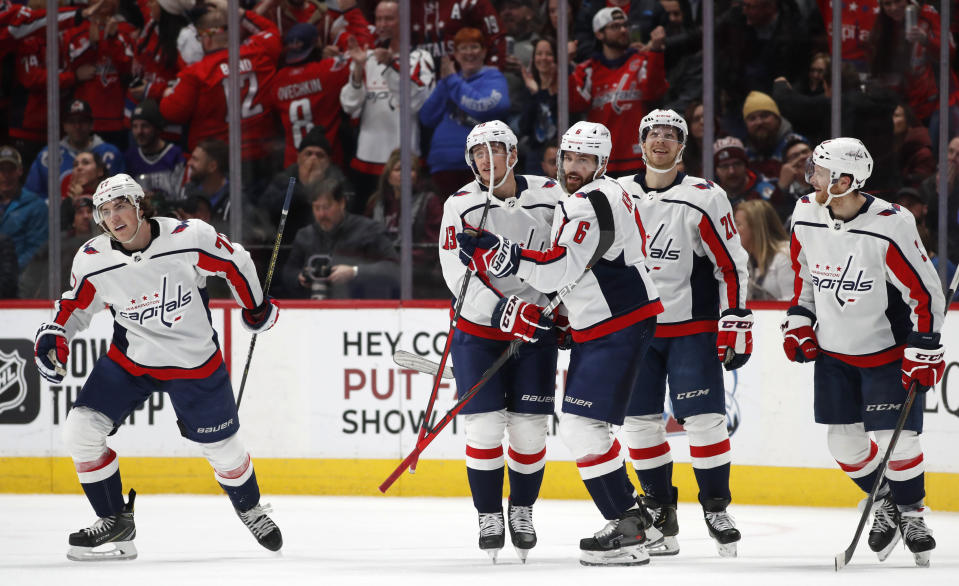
(409, 0, 506, 69)
(314, 0, 374, 55)
(816, 0, 877, 72)
(569, 7, 668, 175)
(419, 27, 510, 198)
(160, 3, 282, 194)
(868, 0, 959, 152)
(571, 0, 663, 63)
(340, 0, 435, 212)
(739, 91, 807, 181)
(364, 149, 444, 298)
(266, 22, 351, 171)
(62, 0, 137, 150)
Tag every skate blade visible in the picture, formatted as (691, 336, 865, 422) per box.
(913, 551, 931, 568)
(715, 541, 737, 558)
(648, 536, 680, 556)
(514, 546, 530, 563)
(580, 544, 650, 566)
(873, 530, 901, 562)
(67, 541, 137, 562)
(483, 548, 502, 564)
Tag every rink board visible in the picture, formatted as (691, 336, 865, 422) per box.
(2, 301, 958, 510)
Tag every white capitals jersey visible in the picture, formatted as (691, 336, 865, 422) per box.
(52, 217, 264, 379)
(440, 175, 563, 339)
(790, 194, 945, 366)
(619, 173, 749, 337)
(514, 175, 663, 342)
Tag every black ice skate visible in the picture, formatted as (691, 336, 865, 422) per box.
(641, 488, 680, 556)
(899, 508, 935, 568)
(579, 507, 657, 566)
(507, 501, 536, 563)
(67, 489, 137, 562)
(867, 495, 901, 562)
(477, 511, 505, 563)
(236, 503, 283, 552)
(701, 496, 740, 558)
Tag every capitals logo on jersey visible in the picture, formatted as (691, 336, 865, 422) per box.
(117, 274, 193, 327)
(647, 223, 681, 263)
(810, 254, 874, 308)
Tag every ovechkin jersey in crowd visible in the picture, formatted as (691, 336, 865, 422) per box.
(159, 10, 280, 159)
(789, 194, 945, 366)
(52, 217, 264, 380)
(439, 175, 563, 340)
(619, 173, 749, 337)
(513, 176, 663, 342)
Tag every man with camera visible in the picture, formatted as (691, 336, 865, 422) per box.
(281, 178, 399, 299)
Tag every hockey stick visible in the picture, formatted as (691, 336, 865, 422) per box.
(834, 265, 959, 570)
(407, 197, 492, 474)
(236, 177, 296, 410)
(393, 349, 454, 379)
(379, 190, 616, 493)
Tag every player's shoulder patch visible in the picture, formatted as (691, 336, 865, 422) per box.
(171, 219, 191, 234)
(877, 203, 901, 217)
(542, 179, 557, 189)
(81, 241, 100, 255)
(800, 195, 812, 204)
(690, 179, 716, 191)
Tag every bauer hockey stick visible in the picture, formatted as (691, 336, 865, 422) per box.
(834, 264, 959, 570)
(236, 177, 296, 409)
(407, 197, 492, 474)
(379, 190, 616, 493)
(393, 349, 454, 379)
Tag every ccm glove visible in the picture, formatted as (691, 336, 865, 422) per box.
(902, 332, 945, 391)
(781, 307, 819, 363)
(716, 308, 753, 370)
(35, 322, 69, 383)
(492, 295, 553, 343)
(456, 229, 520, 278)
(241, 297, 280, 334)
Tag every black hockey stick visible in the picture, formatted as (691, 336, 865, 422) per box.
(834, 265, 959, 570)
(236, 177, 296, 409)
(407, 196, 492, 474)
(379, 190, 616, 493)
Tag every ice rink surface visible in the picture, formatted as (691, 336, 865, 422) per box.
(2, 495, 957, 585)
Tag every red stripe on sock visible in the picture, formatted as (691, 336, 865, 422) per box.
(689, 439, 730, 459)
(75, 448, 117, 473)
(577, 439, 621, 468)
(889, 453, 924, 472)
(508, 446, 546, 465)
(628, 442, 671, 461)
(218, 454, 252, 480)
(837, 440, 879, 472)
(466, 445, 504, 460)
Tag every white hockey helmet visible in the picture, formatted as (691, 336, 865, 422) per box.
(558, 121, 612, 190)
(93, 173, 146, 241)
(639, 109, 687, 173)
(464, 120, 518, 190)
(805, 137, 873, 205)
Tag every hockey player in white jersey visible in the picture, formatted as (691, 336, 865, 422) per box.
(784, 138, 945, 567)
(438, 121, 564, 562)
(33, 174, 282, 561)
(457, 121, 665, 566)
(618, 109, 751, 558)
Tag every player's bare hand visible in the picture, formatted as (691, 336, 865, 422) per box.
(77, 64, 97, 82)
(328, 264, 356, 284)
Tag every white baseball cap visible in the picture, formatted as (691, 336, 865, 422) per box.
(592, 7, 627, 33)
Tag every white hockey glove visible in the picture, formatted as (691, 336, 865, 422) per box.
(241, 297, 280, 334)
(716, 308, 753, 370)
(35, 322, 69, 383)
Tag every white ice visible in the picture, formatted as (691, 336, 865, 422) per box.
(2, 495, 957, 585)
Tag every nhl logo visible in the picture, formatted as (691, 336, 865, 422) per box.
(0, 349, 28, 417)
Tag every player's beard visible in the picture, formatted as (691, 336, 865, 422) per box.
(564, 173, 584, 193)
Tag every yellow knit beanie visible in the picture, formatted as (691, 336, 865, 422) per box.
(742, 91, 780, 119)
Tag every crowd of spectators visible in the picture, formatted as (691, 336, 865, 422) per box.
(1, 0, 958, 301)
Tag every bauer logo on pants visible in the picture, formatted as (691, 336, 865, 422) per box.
(0, 340, 40, 424)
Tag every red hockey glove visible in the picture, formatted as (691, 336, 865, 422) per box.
(35, 322, 69, 383)
(781, 308, 819, 363)
(492, 295, 553, 343)
(902, 332, 944, 391)
(456, 229, 520, 278)
(716, 308, 753, 370)
(241, 297, 280, 334)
